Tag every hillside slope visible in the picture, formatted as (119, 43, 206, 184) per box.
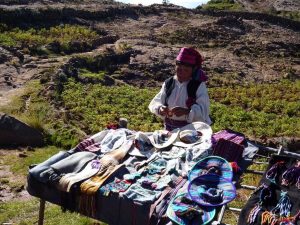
(236, 0, 300, 12)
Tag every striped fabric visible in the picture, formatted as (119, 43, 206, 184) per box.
(188, 174, 236, 207)
(76, 130, 109, 152)
(165, 118, 189, 131)
(212, 139, 244, 163)
(212, 129, 245, 146)
(188, 156, 233, 182)
(167, 193, 216, 225)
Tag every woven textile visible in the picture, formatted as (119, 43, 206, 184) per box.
(188, 174, 236, 207)
(167, 193, 216, 225)
(188, 156, 233, 182)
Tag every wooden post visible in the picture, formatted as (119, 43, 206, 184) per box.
(38, 199, 45, 225)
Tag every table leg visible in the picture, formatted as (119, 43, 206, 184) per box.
(38, 199, 45, 225)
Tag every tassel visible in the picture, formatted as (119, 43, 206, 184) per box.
(248, 184, 273, 224)
(247, 203, 262, 224)
(292, 210, 300, 224)
(271, 191, 292, 217)
(281, 165, 300, 186)
(266, 161, 285, 184)
(297, 176, 300, 190)
(230, 162, 242, 174)
(261, 211, 277, 225)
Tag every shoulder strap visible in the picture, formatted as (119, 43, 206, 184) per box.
(164, 77, 175, 106)
(187, 80, 201, 99)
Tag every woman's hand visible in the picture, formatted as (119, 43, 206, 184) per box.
(170, 106, 190, 117)
(158, 106, 171, 116)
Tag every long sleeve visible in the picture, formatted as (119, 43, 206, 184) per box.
(186, 82, 211, 125)
(149, 78, 211, 125)
(148, 82, 167, 120)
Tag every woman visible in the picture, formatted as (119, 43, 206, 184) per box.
(148, 47, 211, 131)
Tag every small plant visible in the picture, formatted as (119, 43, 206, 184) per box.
(79, 68, 106, 81)
(115, 42, 132, 53)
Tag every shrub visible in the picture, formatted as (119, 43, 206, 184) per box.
(201, 0, 243, 10)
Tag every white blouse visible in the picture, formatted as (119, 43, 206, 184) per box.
(148, 76, 212, 125)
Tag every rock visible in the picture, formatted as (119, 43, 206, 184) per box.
(0, 47, 12, 64)
(45, 41, 61, 54)
(18, 152, 28, 158)
(23, 64, 38, 69)
(0, 113, 44, 147)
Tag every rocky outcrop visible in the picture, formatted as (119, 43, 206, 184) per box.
(196, 10, 300, 32)
(0, 47, 13, 64)
(236, 0, 300, 12)
(0, 113, 44, 147)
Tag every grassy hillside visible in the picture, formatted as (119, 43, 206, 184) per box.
(1, 76, 299, 149)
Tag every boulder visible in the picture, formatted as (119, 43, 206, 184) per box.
(0, 47, 12, 64)
(0, 113, 44, 147)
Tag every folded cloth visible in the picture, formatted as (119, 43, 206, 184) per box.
(80, 140, 133, 195)
(39, 151, 97, 184)
(212, 129, 245, 146)
(212, 138, 244, 163)
(99, 177, 132, 196)
(122, 183, 162, 203)
(146, 157, 168, 175)
(29, 150, 70, 183)
(57, 159, 102, 192)
(76, 130, 109, 152)
(79, 164, 126, 218)
(51, 151, 98, 174)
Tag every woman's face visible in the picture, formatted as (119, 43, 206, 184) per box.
(176, 63, 193, 82)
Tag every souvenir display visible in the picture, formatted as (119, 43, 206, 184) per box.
(238, 155, 300, 225)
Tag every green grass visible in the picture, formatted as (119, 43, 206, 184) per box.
(61, 79, 163, 134)
(0, 80, 53, 134)
(0, 24, 100, 55)
(200, 0, 243, 10)
(0, 199, 105, 225)
(209, 80, 300, 138)
(0, 80, 85, 148)
(79, 68, 106, 81)
(1, 77, 299, 149)
(1, 146, 60, 176)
